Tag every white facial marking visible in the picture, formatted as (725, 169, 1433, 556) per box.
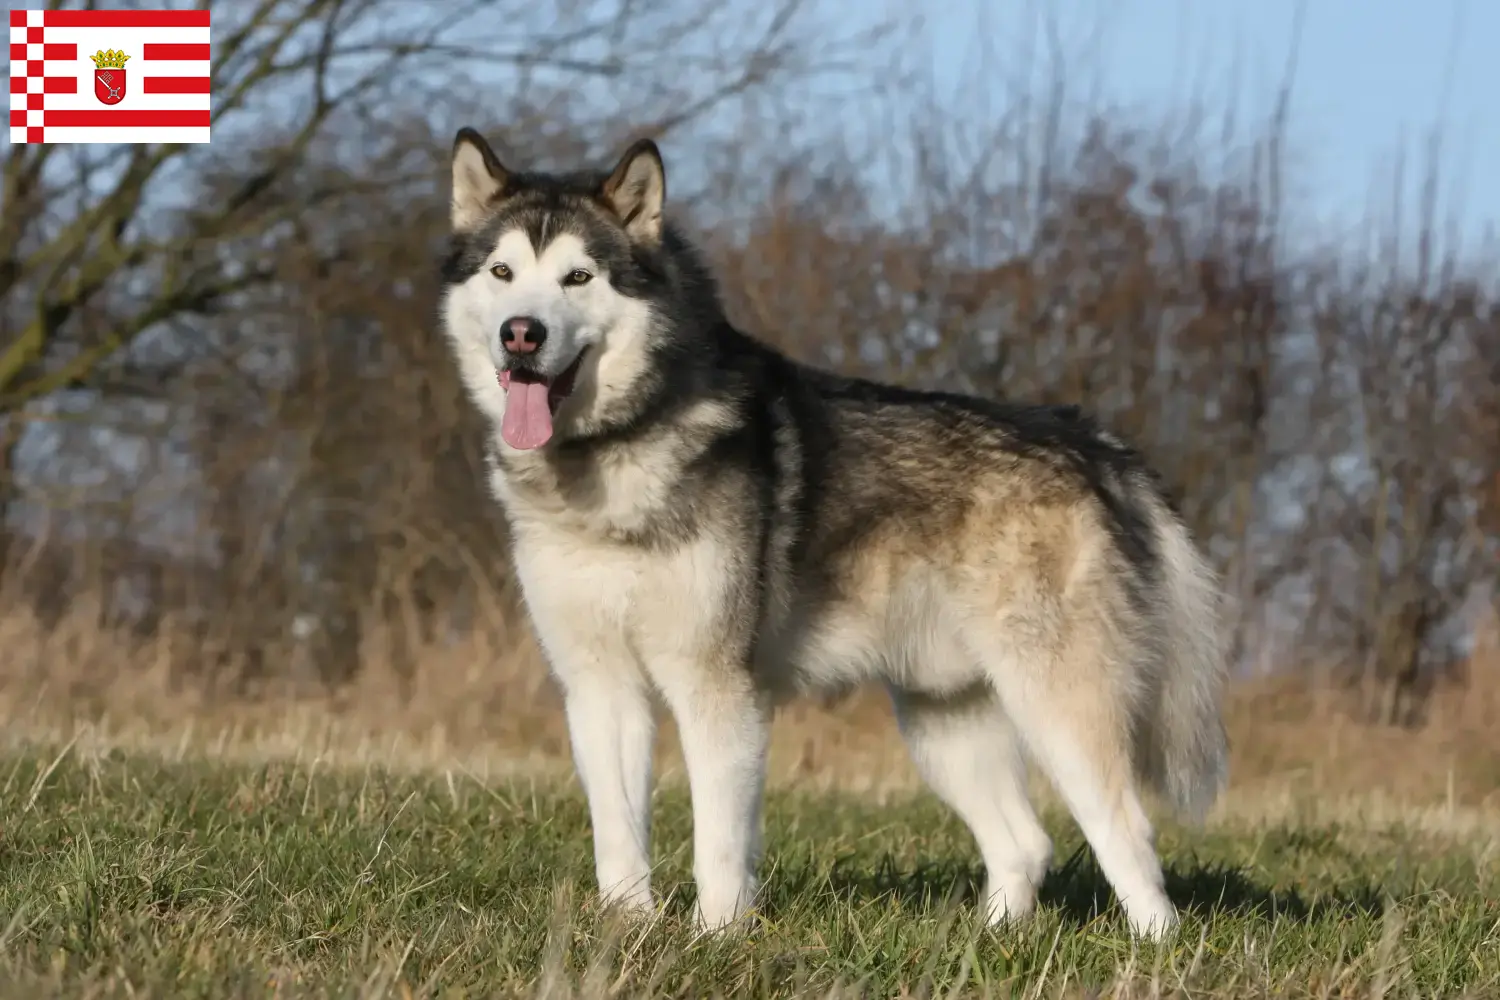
(467, 230, 609, 373)
(442, 225, 656, 443)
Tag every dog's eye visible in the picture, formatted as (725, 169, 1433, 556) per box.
(562, 269, 593, 287)
(489, 263, 512, 281)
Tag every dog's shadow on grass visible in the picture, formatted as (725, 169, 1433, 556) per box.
(810, 846, 1387, 929)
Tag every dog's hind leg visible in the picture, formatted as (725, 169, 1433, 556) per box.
(973, 625, 1178, 940)
(891, 685, 1054, 925)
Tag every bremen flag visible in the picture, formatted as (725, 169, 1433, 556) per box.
(9, 8, 211, 144)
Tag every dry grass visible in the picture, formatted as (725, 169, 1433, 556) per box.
(2, 603, 1499, 997)
(3, 737, 1496, 999)
(4, 602, 1498, 816)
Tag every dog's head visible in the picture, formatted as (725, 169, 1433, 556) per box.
(440, 128, 670, 451)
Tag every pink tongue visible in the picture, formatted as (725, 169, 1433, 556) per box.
(501, 380, 554, 450)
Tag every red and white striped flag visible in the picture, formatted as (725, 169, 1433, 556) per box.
(9, 7, 211, 144)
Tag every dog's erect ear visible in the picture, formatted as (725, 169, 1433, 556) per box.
(599, 139, 665, 243)
(451, 127, 510, 231)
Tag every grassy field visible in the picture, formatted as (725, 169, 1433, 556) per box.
(2, 613, 1498, 997)
(0, 736, 1496, 999)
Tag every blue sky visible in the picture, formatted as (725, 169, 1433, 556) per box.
(917, 0, 1498, 252)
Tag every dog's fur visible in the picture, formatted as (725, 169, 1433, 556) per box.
(439, 127, 1231, 939)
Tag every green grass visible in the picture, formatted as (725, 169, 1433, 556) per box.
(0, 743, 1495, 998)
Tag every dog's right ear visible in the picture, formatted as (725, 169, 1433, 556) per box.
(451, 127, 510, 231)
(600, 139, 665, 244)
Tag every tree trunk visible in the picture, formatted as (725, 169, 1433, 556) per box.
(0, 415, 23, 585)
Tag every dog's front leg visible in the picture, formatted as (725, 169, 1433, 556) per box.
(559, 670, 657, 915)
(659, 669, 771, 930)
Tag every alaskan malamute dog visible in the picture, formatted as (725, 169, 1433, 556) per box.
(439, 127, 1229, 939)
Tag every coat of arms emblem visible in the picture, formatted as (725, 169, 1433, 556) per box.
(91, 48, 130, 106)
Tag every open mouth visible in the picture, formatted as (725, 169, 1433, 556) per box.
(496, 349, 587, 450)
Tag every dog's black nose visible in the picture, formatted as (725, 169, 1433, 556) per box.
(500, 316, 547, 354)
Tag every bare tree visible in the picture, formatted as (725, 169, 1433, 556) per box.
(1302, 249, 1497, 723)
(4, 0, 1497, 728)
(0, 0, 856, 570)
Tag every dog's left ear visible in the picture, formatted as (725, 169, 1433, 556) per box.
(600, 139, 665, 243)
(451, 127, 511, 231)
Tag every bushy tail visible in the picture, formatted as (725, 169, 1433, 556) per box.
(1135, 506, 1231, 822)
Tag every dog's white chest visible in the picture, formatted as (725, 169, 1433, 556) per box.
(507, 515, 737, 681)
